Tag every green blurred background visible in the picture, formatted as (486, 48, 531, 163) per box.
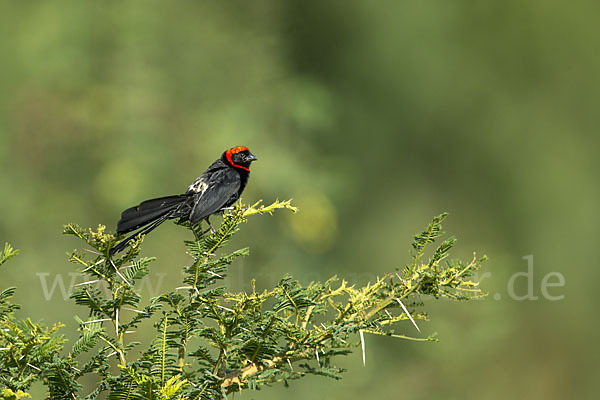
(1, 1, 598, 399)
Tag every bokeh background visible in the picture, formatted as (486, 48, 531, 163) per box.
(1, 1, 598, 399)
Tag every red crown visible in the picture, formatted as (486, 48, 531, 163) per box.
(225, 146, 251, 171)
(226, 146, 249, 156)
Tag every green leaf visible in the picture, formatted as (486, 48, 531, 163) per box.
(0, 243, 19, 268)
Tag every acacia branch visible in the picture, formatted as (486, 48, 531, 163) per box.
(221, 351, 310, 391)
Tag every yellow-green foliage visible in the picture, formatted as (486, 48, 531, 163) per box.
(0, 389, 31, 400)
(1, 201, 485, 399)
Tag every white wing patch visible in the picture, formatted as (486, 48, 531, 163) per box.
(187, 178, 209, 194)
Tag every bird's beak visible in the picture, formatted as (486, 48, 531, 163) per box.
(247, 152, 258, 162)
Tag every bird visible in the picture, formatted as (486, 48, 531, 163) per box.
(109, 146, 258, 255)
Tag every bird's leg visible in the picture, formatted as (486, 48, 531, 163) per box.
(205, 217, 216, 234)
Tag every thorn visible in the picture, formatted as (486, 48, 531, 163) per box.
(74, 280, 100, 287)
(84, 318, 110, 324)
(396, 298, 421, 333)
(315, 348, 320, 366)
(82, 258, 105, 273)
(27, 363, 41, 371)
(207, 270, 223, 278)
(122, 307, 146, 314)
(359, 329, 366, 366)
(110, 259, 132, 286)
(83, 248, 103, 256)
(216, 305, 234, 313)
(115, 308, 119, 335)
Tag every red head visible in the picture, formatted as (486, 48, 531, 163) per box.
(223, 146, 258, 172)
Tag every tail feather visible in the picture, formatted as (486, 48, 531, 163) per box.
(111, 194, 189, 255)
(120, 195, 186, 221)
(117, 207, 175, 234)
(110, 215, 169, 256)
(117, 195, 188, 234)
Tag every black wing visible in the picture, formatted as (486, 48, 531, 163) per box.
(189, 168, 240, 225)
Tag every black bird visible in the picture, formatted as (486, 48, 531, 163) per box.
(110, 146, 258, 255)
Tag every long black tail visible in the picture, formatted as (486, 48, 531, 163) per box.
(110, 195, 188, 255)
(110, 215, 169, 255)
